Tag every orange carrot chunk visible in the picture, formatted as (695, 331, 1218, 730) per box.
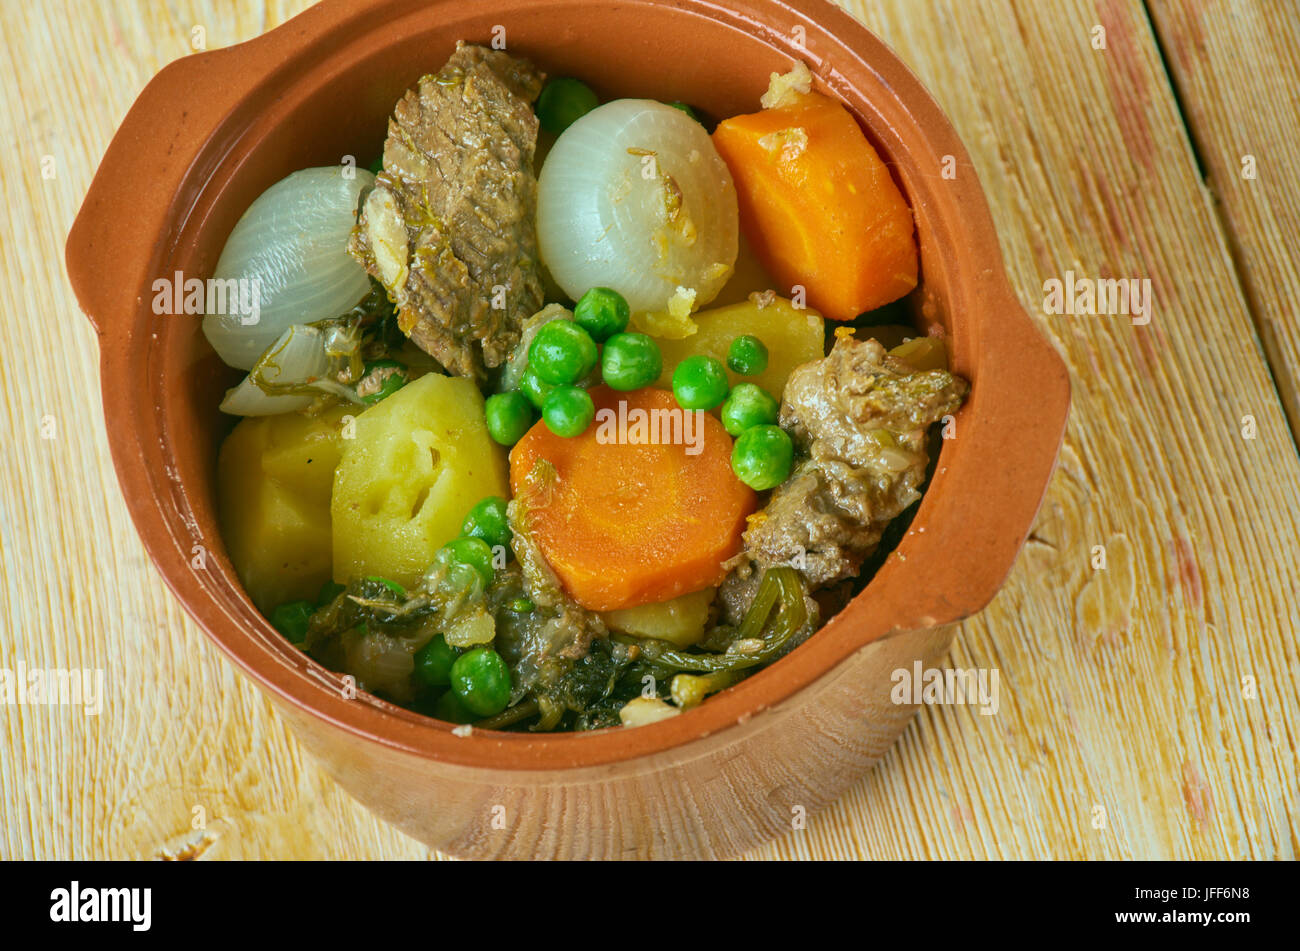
(509, 386, 756, 611)
(712, 92, 918, 321)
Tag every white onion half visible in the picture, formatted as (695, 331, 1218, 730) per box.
(202, 166, 375, 370)
(537, 100, 738, 315)
(218, 325, 332, 416)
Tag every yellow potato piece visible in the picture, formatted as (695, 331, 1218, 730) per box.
(655, 296, 825, 400)
(602, 587, 717, 648)
(331, 373, 509, 590)
(217, 407, 349, 612)
(708, 230, 780, 309)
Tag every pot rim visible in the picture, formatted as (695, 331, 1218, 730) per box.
(66, 0, 1070, 771)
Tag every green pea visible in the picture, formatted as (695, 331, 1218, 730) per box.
(270, 600, 314, 644)
(508, 597, 535, 614)
(369, 376, 407, 404)
(573, 287, 630, 342)
(672, 354, 730, 410)
(529, 320, 598, 385)
(519, 366, 556, 411)
(366, 576, 407, 599)
(316, 580, 345, 608)
(601, 332, 662, 391)
(485, 391, 535, 445)
(665, 101, 701, 122)
(441, 537, 495, 587)
(461, 496, 512, 550)
(537, 77, 600, 134)
(414, 634, 458, 688)
(731, 424, 794, 490)
(450, 647, 512, 717)
(720, 382, 780, 436)
(542, 385, 596, 438)
(726, 335, 769, 377)
(359, 359, 408, 405)
(433, 689, 477, 724)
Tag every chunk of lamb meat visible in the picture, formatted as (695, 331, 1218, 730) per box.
(349, 43, 546, 381)
(720, 334, 969, 625)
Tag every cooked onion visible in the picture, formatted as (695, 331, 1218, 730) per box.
(345, 630, 415, 701)
(202, 167, 375, 370)
(218, 325, 332, 416)
(537, 100, 738, 316)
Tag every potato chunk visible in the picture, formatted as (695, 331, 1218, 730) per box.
(601, 587, 717, 648)
(654, 296, 824, 400)
(331, 373, 509, 589)
(217, 407, 349, 612)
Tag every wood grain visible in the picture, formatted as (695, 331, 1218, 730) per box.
(0, 0, 1296, 859)
(1146, 0, 1300, 437)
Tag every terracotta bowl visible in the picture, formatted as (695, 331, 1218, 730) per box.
(67, 0, 1069, 859)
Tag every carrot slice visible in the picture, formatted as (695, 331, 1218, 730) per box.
(509, 386, 755, 611)
(712, 92, 918, 320)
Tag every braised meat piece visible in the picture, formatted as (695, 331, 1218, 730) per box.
(349, 43, 546, 380)
(720, 334, 969, 622)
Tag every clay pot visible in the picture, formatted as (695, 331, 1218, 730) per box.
(66, 0, 1069, 858)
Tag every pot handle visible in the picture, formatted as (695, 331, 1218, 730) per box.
(852, 280, 1071, 642)
(65, 4, 350, 334)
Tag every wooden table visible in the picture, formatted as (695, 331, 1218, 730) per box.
(1, 0, 1296, 860)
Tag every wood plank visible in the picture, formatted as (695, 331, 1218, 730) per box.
(0, 0, 434, 861)
(793, 0, 1299, 860)
(0, 0, 1295, 860)
(1147, 0, 1300, 437)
